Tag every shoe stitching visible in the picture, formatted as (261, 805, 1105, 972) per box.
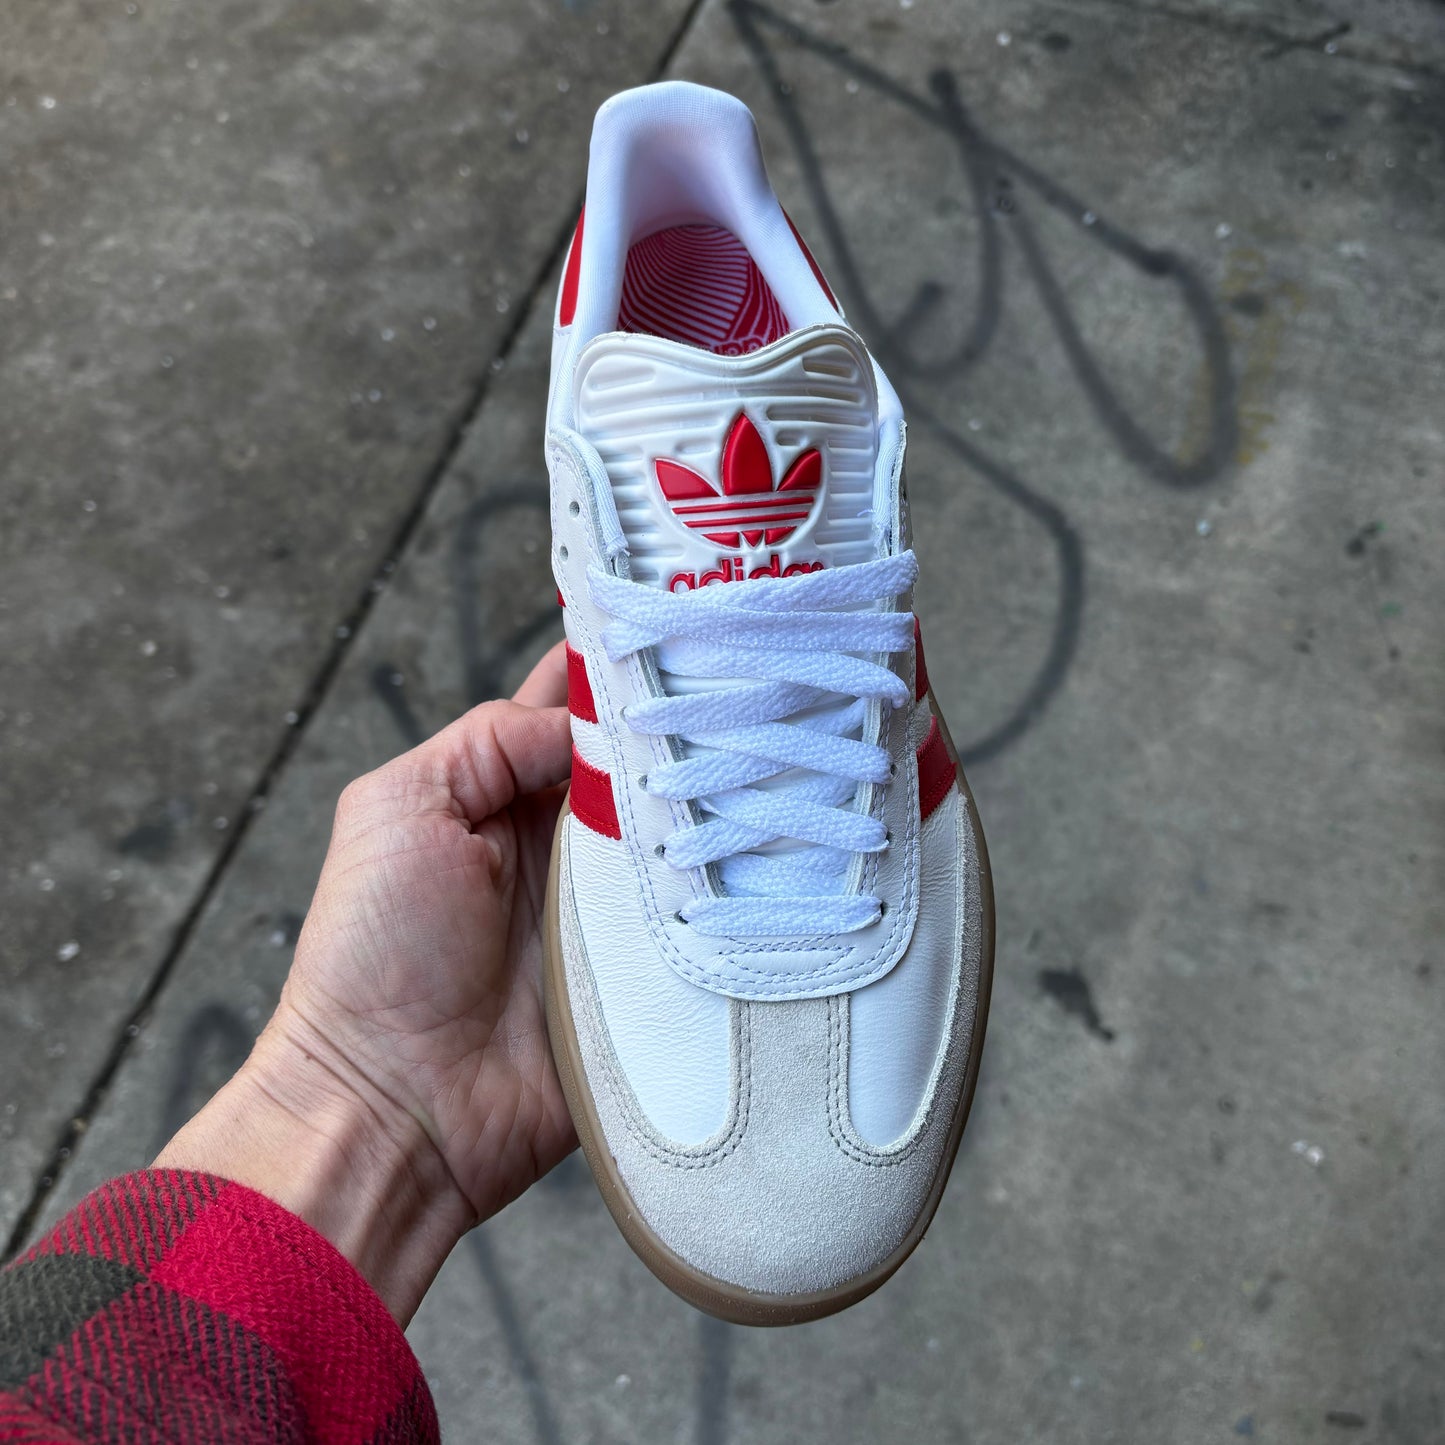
(560, 823, 751, 1171)
(825, 797, 975, 1168)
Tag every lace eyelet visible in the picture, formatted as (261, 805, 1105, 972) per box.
(568, 499, 580, 517)
(888, 761, 898, 779)
(637, 774, 648, 791)
(673, 910, 688, 926)
(558, 544, 569, 562)
(653, 842, 667, 859)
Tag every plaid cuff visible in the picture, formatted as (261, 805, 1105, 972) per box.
(0, 1170, 438, 1444)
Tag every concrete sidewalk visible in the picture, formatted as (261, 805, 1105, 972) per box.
(4, 0, 1444, 1441)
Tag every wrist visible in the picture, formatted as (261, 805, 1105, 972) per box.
(155, 1008, 473, 1325)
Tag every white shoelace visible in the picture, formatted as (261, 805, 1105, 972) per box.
(590, 550, 918, 938)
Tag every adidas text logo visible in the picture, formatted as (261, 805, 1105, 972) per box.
(667, 553, 826, 592)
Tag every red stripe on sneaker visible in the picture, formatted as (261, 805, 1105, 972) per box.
(559, 209, 585, 326)
(570, 749, 621, 838)
(917, 716, 956, 821)
(566, 644, 597, 723)
(914, 619, 930, 702)
(784, 211, 840, 310)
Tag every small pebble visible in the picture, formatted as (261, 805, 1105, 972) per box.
(57, 940, 81, 962)
(1196, 519, 1213, 538)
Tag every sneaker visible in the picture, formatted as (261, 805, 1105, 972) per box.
(543, 81, 994, 1324)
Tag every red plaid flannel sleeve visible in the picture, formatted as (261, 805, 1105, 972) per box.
(0, 1170, 439, 1443)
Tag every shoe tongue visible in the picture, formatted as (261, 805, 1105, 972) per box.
(573, 325, 880, 590)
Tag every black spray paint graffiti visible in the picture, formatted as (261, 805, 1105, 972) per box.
(154, 1002, 253, 1151)
(349, 10, 1240, 1440)
(450, 487, 566, 706)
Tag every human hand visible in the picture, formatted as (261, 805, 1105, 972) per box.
(157, 643, 577, 1322)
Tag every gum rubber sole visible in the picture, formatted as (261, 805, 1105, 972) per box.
(541, 693, 995, 1326)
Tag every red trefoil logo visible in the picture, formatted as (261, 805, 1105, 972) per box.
(655, 411, 822, 550)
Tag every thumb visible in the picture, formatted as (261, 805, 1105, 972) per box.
(401, 699, 571, 827)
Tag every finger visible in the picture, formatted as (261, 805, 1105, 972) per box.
(405, 698, 571, 826)
(512, 639, 568, 709)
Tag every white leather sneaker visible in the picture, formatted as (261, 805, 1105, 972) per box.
(543, 81, 993, 1324)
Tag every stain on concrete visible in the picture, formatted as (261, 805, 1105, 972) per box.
(1038, 967, 1115, 1041)
(1251, 1270, 1287, 1313)
(117, 799, 196, 861)
(1345, 521, 1382, 557)
(1186, 247, 1304, 467)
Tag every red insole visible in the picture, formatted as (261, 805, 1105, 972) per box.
(619, 224, 789, 356)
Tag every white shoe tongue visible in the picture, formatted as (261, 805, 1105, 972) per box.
(573, 325, 880, 590)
